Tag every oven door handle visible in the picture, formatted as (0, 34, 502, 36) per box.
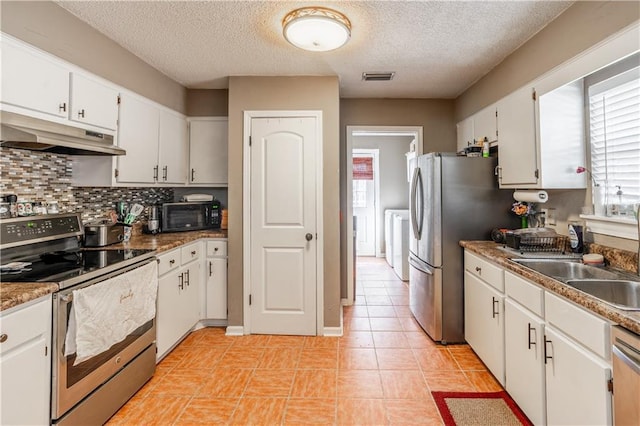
(613, 343, 640, 374)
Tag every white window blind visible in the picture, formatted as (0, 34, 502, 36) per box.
(588, 66, 640, 212)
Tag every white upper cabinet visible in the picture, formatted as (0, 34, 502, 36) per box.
(456, 117, 474, 152)
(1, 37, 69, 118)
(158, 110, 188, 184)
(116, 93, 160, 183)
(69, 72, 119, 130)
(456, 106, 497, 153)
(496, 86, 539, 187)
(188, 118, 228, 186)
(473, 105, 498, 144)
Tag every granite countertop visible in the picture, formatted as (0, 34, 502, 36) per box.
(461, 240, 640, 335)
(0, 229, 228, 312)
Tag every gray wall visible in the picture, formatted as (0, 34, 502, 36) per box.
(227, 76, 341, 329)
(454, 1, 640, 251)
(353, 135, 414, 255)
(1, 1, 187, 113)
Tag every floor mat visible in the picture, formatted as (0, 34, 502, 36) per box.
(432, 391, 533, 426)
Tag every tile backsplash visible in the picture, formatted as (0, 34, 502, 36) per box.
(1, 147, 173, 222)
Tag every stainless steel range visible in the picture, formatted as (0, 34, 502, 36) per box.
(0, 214, 157, 425)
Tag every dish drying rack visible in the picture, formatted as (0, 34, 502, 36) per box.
(505, 233, 568, 253)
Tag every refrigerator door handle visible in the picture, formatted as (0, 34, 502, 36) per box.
(410, 166, 423, 240)
(409, 255, 433, 275)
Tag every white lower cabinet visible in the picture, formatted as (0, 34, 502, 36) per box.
(544, 326, 612, 426)
(156, 242, 201, 360)
(465, 250, 614, 426)
(464, 268, 505, 385)
(505, 299, 546, 425)
(205, 240, 228, 320)
(0, 295, 52, 426)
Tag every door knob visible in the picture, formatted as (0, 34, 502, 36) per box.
(305, 233, 313, 241)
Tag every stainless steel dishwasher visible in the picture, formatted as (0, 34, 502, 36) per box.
(612, 326, 640, 425)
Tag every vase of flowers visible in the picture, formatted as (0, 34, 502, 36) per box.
(512, 201, 532, 228)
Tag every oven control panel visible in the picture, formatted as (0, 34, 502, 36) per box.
(0, 214, 83, 247)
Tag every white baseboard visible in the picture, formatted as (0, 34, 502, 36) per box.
(323, 304, 344, 336)
(225, 325, 245, 336)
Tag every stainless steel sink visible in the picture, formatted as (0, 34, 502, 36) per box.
(510, 258, 621, 281)
(566, 279, 640, 311)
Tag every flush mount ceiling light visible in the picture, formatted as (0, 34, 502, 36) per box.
(282, 7, 351, 52)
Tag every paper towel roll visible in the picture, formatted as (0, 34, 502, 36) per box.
(513, 190, 548, 203)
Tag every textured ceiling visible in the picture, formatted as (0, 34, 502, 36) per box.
(55, 1, 573, 98)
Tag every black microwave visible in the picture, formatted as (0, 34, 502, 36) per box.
(161, 201, 221, 232)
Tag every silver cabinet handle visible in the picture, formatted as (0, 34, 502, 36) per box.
(78, 109, 85, 118)
(178, 273, 184, 290)
(185, 269, 190, 286)
(527, 323, 536, 350)
(59, 102, 67, 113)
(191, 250, 196, 256)
(544, 336, 553, 364)
(491, 297, 499, 318)
(191, 168, 195, 182)
(153, 165, 159, 181)
(209, 261, 213, 277)
(163, 166, 168, 181)
(475, 266, 482, 274)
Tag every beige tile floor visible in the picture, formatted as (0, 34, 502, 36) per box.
(107, 257, 503, 425)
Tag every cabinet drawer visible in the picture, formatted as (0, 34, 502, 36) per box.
(505, 271, 544, 317)
(181, 242, 201, 265)
(464, 251, 504, 292)
(207, 240, 227, 257)
(0, 296, 50, 355)
(545, 292, 610, 360)
(157, 249, 181, 276)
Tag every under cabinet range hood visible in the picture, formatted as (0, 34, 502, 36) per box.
(0, 111, 125, 156)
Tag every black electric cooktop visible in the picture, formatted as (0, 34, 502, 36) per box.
(1, 248, 155, 289)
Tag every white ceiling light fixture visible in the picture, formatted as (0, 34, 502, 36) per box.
(282, 7, 351, 52)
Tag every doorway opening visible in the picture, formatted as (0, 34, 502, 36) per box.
(352, 149, 379, 257)
(345, 126, 423, 305)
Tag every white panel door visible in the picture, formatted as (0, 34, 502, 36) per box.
(116, 93, 160, 183)
(250, 117, 317, 335)
(505, 299, 546, 426)
(159, 110, 188, 184)
(189, 118, 228, 185)
(496, 86, 539, 186)
(353, 174, 375, 256)
(69, 72, 119, 130)
(1, 38, 69, 118)
(544, 327, 612, 426)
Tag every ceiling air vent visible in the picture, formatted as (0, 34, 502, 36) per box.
(362, 72, 395, 81)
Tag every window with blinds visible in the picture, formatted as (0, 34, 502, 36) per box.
(588, 65, 640, 215)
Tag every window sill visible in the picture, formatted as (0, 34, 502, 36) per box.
(580, 214, 639, 240)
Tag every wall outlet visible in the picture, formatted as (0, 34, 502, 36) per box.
(542, 208, 557, 226)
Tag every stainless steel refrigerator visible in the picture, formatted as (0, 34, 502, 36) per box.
(409, 152, 518, 343)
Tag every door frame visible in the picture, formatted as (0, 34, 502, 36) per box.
(242, 110, 324, 335)
(345, 126, 423, 305)
(352, 148, 380, 257)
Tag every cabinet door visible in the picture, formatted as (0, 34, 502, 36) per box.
(0, 336, 50, 425)
(206, 257, 227, 319)
(156, 270, 183, 359)
(505, 299, 546, 426)
(69, 72, 119, 130)
(473, 105, 497, 143)
(496, 86, 538, 187)
(183, 263, 201, 329)
(544, 327, 612, 426)
(116, 93, 160, 183)
(1, 39, 69, 118)
(189, 118, 228, 185)
(456, 117, 474, 152)
(158, 110, 188, 184)
(464, 271, 505, 385)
